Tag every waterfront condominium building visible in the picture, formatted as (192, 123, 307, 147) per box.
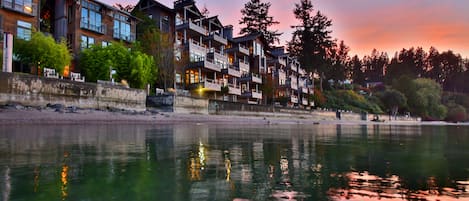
(267, 46, 313, 108)
(49, 0, 138, 73)
(172, 0, 229, 99)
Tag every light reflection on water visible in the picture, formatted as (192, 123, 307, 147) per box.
(0, 124, 468, 201)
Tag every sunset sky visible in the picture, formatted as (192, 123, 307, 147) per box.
(103, 0, 469, 58)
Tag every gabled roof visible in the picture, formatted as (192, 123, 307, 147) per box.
(134, 0, 174, 13)
(203, 16, 224, 30)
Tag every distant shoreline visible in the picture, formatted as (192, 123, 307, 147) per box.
(0, 106, 464, 126)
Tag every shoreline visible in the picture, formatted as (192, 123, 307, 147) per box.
(0, 106, 464, 126)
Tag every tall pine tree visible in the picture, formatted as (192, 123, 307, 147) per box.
(287, 0, 334, 91)
(239, 0, 281, 47)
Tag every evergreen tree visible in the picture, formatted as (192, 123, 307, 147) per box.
(239, 0, 281, 47)
(287, 0, 334, 90)
(349, 55, 365, 86)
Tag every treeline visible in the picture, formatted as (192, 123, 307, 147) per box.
(345, 47, 469, 93)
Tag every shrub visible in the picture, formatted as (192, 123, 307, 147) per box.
(445, 104, 467, 122)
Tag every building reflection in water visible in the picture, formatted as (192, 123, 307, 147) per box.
(328, 171, 469, 201)
(1, 124, 469, 201)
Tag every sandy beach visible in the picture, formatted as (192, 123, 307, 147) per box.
(1, 104, 464, 126)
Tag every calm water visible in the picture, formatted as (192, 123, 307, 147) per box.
(0, 124, 468, 201)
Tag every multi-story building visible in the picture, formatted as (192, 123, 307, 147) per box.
(268, 46, 312, 108)
(1, 0, 40, 72)
(227, 32, 265, 104)
(171, 0, 229, 99)
(51, 0, 138, 73)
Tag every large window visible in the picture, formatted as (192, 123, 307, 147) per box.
(81, 35, 95, 50)
(3, 0, 34, 15)
(80, 0, 104, 34)
(113, 13, 132, 42)
(17, 20, 32, 40)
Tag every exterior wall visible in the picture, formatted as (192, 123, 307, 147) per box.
(0, 0, 39, 35)
(57, 0, 137, 72)
(0, 72, 146, 111)
(173, 95, 208, 114)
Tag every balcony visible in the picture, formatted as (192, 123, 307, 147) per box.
(222, 66, 241, 77)
(176, 20, 207, 36)
(81, 19, 106, 34)
(189, 59, 222, 72)
(203, 79, 221, 91)
(300, 87, 309, 94)
(288, 62, 298, 72)
(236, 60, 250, 72)
(188, 39, 207, 54)
(225, 44, 249, 55)
(302, 98, 308, 106)
(291, 96, 298, 104)
(278, 58, 287, 66)
(2, 1, 36, 16)
(206, 33, 227, 45)
(207, 49, 228, 63)
(239, 73, 262, 84)
(242, 91, 262, 99)
(227, 84, 241, 95)
(287, 76, 298, 90)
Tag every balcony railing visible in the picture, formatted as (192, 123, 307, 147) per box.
(188, 39, 207, 54)
(278, 58, 287, 66)
(227, 84, 241, 95)
(302, 98, 308, 106)
(238, 44, 249, 55)
(203, 79, 221, 91)
(208, 48, 228, 62)
(81, 19, 106, 34)
(207, 33, 227, 45)
(236, 60, 249, 71)
(239, 73, 262, 84)
(176, 20, 207, 36)
(291, 96, 299, 104)
(2, 1, 36, 16)
(222, 65, 241, 77)
(242, 91, 262, 99)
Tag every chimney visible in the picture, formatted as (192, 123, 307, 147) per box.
(223, 25, 233, 40)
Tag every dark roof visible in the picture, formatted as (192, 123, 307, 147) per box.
(93, 0, 136, 17)
(232, 32, 263, 43)
(133, 0, 174, 13)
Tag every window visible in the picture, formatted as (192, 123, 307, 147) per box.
(113, 13, 132, 42)
(17, 20, 32, 40)
(160, 15, 170, 32)
(80, 0, 104, 34)
(81, 35, 94, 49)
(102, 41, 110, 47)
(3, 0, 34, 15)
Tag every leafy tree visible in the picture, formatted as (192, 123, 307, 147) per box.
(239, 0, 281, 47)
(138, 28, 174, 90)
(79, 43, 156, 89)
(288, 0, 334, 90)
(14, 32, 71, 75)
(445, 103, 467, 122)
(400, 78, 447, 120)
(380, 89, 407, 118)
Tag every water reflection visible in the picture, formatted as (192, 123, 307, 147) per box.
(0, 124, 468, 201)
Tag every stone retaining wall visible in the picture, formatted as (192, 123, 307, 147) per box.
(0, 72, 146, 111)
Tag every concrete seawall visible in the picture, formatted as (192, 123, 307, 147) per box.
(0, 72, 146, 111)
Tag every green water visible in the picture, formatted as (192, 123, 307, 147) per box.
(0, 124, 468, 201)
